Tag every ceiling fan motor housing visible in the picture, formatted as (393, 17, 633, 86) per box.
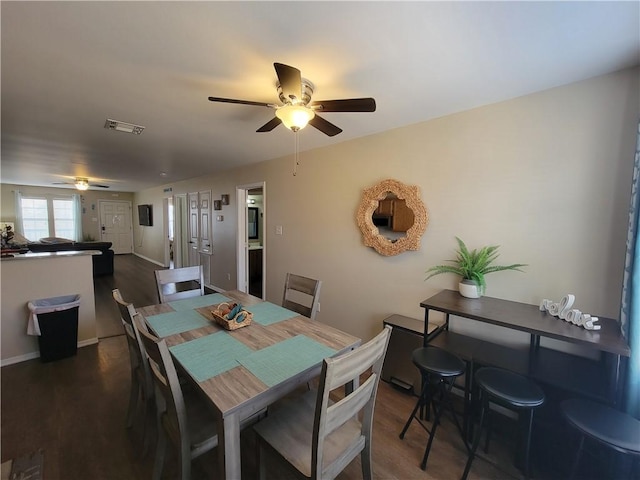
(278, 79, 314, 106)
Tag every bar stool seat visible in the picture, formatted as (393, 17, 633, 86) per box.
(399, 346, 468, 470)
(462, 367, 545, 480)
(561, 398, 640, 479)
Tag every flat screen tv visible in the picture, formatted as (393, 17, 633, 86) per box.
(138, 204, 153, 226)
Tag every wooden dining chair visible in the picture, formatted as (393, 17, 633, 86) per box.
(154, 265, 204, 304)
(282, 273, 322, 320)
(253, 325, 392, 480)
(112, 288, 154, 455)
(133, 314, 218, 480)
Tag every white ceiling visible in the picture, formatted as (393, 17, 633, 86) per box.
(2, 1, 639, 193)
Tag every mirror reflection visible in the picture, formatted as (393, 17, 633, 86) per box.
(372, 192, 415, 241)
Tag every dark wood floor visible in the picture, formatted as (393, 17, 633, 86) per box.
(1, 254, 603, 479)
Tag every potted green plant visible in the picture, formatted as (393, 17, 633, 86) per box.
(425, 237, 526, 298)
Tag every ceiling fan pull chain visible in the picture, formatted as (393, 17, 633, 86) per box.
(293, 132, 299, 176)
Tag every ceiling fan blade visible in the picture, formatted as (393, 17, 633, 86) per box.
(208, 96, 272, 108)
(52, 182, 72, 185)
(310, 98, 377, 113)
(256, 117, 282, 133)
(274, 63, 302, 103)
(308, 115, 343, 137)
(90, 184, 110, 189)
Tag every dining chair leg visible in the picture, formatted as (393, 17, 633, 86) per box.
(179, 442, 190, 480)
(126, 377, 139, 428)
(361, 438, 373, 480)
(257, 441, 267, 480)
(152, 428, 167, 480)
(141, 397, 153, 458)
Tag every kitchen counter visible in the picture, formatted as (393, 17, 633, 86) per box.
(1, 250, 100, 261)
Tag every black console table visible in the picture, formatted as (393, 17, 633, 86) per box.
(421, 290, 630, 406)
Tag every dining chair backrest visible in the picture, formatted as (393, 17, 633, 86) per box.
(112, 288, 151, 390)
(312, 325, 392, 479)
(155, 265, 204, 304)
(282, 273, 322, 320)
(133, 315, 190, 450)
(112, 288, 155, 451)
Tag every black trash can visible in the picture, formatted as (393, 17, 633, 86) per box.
(28, 294, 81, 362)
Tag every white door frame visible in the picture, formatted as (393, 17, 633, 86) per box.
(162, 197, 171, 268)
(236, 181, 265, 297)
(173, 194, 188, 268)
(97, 199, 133, 254)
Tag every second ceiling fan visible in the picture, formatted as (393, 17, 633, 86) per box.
(208, 63, 376, 137)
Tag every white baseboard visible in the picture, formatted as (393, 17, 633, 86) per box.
(133, 252, 164, 267)
(78, 337, 99, 348)
(206, 283, 227, 293)
(1, 351, 40, 366)
(1, 337, 99, 367)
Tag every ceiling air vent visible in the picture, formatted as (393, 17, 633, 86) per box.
(104, 118, 145, 135)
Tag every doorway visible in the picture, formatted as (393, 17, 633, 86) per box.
(98, 200, 133, 254)
(236, 182, 265, 298)
(163, 197, 174, 268)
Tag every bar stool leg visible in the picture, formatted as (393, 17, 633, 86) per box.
(461, 392, 488, 480)
(400, 374, 431, 439)
(568, 435, 585, 480)
(523, 409, 535, 480)
(420, 380, 444, 470)
(484, 405, 492, 454)
(420, 376, 469, 469)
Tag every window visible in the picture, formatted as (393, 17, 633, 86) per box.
(19, 195, 80, 242)
(20, 198, 50, 241)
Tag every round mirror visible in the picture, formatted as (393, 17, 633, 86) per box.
(356, 179, 428, 256)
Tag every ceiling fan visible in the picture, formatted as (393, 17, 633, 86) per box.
(52, 177, 110, 191)
(208, 63, 376, 137)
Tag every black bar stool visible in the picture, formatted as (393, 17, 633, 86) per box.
(561, 398, 640, 479)
(462, 367, 545, 480)
(399, 346, 469, 470)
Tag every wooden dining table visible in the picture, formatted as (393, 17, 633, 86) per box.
(137, 289, 361, 480)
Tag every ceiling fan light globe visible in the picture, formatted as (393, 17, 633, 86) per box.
(275, 104, 315, 132)
(75, 178, 89, 190)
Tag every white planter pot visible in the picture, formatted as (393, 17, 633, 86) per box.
(459, 280, 481, 299)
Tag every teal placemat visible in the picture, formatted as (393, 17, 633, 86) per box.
(245, 302, 299, 326)
(168, 293, 230, 311)
(146, 310, 210, 337)
(169, 332, 253, 382)
(238, 335, 336, 387)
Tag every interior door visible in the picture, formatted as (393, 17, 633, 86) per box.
(99, 200, 133, 254)
(188, 192, 199, 267)
(199, 190, 212, 253)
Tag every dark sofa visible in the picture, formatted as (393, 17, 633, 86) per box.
(27, 241, 115, 276)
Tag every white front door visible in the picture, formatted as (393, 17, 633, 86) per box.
(99, 200, 133, 254)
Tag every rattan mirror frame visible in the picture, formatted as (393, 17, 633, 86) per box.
(356, 178, 428, 256)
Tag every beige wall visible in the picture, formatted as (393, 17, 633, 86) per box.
(0, 184, 134, 242)
(128, 67, 637, 342)
(1, 253, 98, 364)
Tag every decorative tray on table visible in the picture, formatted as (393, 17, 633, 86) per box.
(211, 302, 253, 330)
